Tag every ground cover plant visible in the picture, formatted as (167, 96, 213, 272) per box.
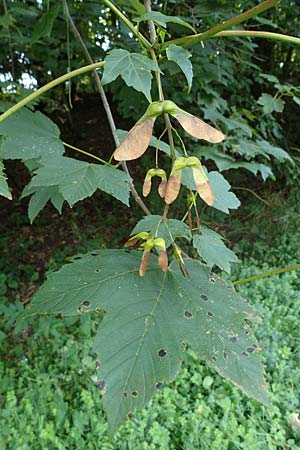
(0, 0, 299, 437)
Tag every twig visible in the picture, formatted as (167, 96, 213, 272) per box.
(61, 0, 151, 216)
(144, 0, 175, 224)
(3, 0, 15, 79)
(0, 61, 105, 122)
(232, 186, 271, 207)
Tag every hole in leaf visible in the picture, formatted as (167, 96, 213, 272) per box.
(247, 347, 255, 353)
(95, 268, 101, 273)
(124, 250, 131, 254)
(123, 392, 128, 397)
(156, 382, 164, 390)
(73, 256, 82, 260)
(97, 380, 105, 392)
(131, 391, 138, 397)
(82, 300, 91, 307)
(91, 252, 98, 256)
(53, 269, 60, 273)
(158, 349, 167, 358)
(207, 311, 213, 317)
(242, 351, 249, 357)
(211, 356, 217, 362)
(229, 336, 237, 343)
(209, 277, 216, 283)
(223, 352, 228, 359)
(127, 412, 133, 419)
(200, 294, 208, 302)
(96, 360, 100, 369)
(184, 311, 193, 318)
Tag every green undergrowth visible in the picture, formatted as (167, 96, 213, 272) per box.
(1, 230, 300, 450)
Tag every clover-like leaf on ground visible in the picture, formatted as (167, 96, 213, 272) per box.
(0, 160, 12, 200)
(22, 249, 268, 433)
(102, 49, 161, 102)
(0, 108, 65, 160)
(25, 156, 131, 208)
(193, 226, 239, 273)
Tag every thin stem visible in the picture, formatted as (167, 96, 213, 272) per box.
(0, 61, 105, 123)
(171, 126, 188, 156)
(101, 0, 152, 49)
(63, 141, 111, 165)
(161, 0, 284, 50)
(63, 0, 151, 216)
(155, 127, 167, 167)
(144, 0, 175, 224)
(213, 30, 300, 45)
(3, 0, 15, 79)
(232, 186, 270, 207)
(233, 264, 300, 286)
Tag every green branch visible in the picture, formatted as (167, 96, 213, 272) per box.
(63, 142, 112, 166)
(213, 30, 300, 45)
(161, 0, 283, 49)
(0, 61, 105, 123)
(101, 0, 152, 49)
(233, 264, 300, 286)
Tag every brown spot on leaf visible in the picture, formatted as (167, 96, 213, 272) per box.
(200, 294, 208, 302)
(207, 311, 213, 317)
(97, 380, 106, 394)
(114, 118, 155, 161)
(82, 300, 91, 307)
(184, 310, 193, 318)
(123, 392, 128, 397)
(95, 268, 101, 273)
(132, 391, 138, 397)
(174, 113, 225, 143)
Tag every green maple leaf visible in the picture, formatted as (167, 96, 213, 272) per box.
(193, 226, 239, 273)
(0, 160, 11, 199)
(0, 108, 65, 160)
(102, 49, 161, 102)
(22, 249, 268, 433)
(25, 156, 131, 207)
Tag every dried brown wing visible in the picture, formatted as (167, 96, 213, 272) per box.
(142, 179, 152, 197)
(196, 181, 214, 206)
(158, 250, 168, 272)
(158, 179, 167, 198)
(139, 251, 150, 277)
(114, 118, 154, 161)
(175, 113, 224, 144)
(164, 174, 181, 204)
